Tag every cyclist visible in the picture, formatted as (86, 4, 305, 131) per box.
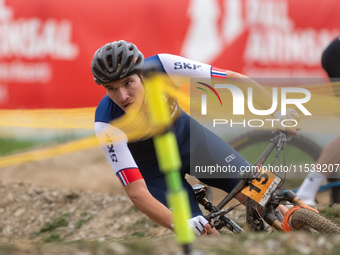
(296, 35, 340, 205)
(91, 40, 297, 236)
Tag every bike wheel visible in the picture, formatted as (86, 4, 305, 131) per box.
(291, 208, 340, 234)
(228, 130, 322, 162)
(227, 130, 322, 186)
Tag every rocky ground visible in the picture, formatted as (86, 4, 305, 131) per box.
(0, 147, 340, 254)
(0, 181, 173, 243)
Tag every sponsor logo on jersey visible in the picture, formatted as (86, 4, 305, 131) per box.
(106, 134, 118, 162)
(225, 154, 236, 163)
(174, 62, 202, 70)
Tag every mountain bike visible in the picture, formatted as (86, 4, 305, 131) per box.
(193, 130, 340, 234)
(228, 130, 340, 204)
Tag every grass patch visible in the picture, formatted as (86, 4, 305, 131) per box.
(121, 239, 151, 255)
(0, 244, 17, 255)
(42, 233, 64, 243)
(0, 138, 41, 156)
(39, 213, 70, 233)
(132, 231, 145, 238)
(0, 134, 89, 156)
(76, 216, 93, 229)
(2, 234, 340, 255)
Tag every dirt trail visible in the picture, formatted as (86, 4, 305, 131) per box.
(0, 146, 241, 205)
(0, 147, 123, 195)
(0, 146, 332, 245)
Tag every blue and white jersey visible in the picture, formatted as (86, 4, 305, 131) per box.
(94, 54, 227, 186)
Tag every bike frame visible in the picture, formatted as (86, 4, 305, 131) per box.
(202, 130, 308, 232)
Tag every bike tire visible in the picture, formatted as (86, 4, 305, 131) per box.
(290, 208, 340, 234)
(228, 130, 322, 161)
(227, 130, 322, 184)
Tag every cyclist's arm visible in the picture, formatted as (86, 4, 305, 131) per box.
(152, 54, 297, 116)
(125, 180, 214, 234)
(227, 70, 299, 135)
(124, 179, 173, 229)
(226, 70, 277, 114)
(95, 121, 173, 229)
(151, 54, 278, 112)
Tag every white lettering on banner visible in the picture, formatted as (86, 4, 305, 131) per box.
(182, 0, 339, 77)
(0, 61, 52, 83)
(245, 0, 292, 29)
(0, 0, 11, 22)
(244, 29, 336, 65)
(181, 0, 222, 63)
(0, 0, 79, 60)
(222, 0, 244, 45)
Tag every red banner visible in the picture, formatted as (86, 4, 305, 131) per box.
(0, 0, 339, 109)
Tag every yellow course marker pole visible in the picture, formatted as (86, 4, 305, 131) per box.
(144, 73, 195, 253)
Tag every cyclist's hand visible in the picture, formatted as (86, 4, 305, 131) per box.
(188, 215, 209, 236)
(203, 222, 215, 236)
(273, 108, 300, 135)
